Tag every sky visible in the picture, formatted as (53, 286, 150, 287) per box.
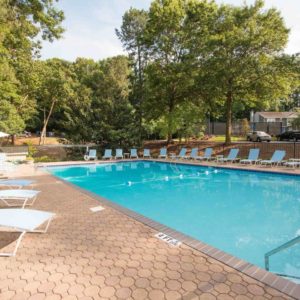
(41, 0, 300, 61)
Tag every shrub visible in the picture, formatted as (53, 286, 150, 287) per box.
(24, 141, 37, 158)
(34, 156, 57, 163)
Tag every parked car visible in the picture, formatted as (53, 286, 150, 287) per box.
(276, 131, 300, 141)
(247, 131, 271, 142)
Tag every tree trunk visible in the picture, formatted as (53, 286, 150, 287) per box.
(39, 99, 57, 145)
(225, 90, 233, 144)
(137, 44, 143, 145)
(167, 106, 174, 144)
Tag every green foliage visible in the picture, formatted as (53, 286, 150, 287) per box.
(1, 0, 300, 147)
(241, 119, 250, 136)
(34, 155, 57, 163)
(24, 142, 37, 158)
(141, 0, 210, 142)
(116, 9, 148, 143)
(189, 0, 299, 143)
(50, 56, 138, 147)
(0, 0, 64, 136)
(292, 116, 300, 130)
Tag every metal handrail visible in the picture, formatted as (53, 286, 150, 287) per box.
(265, 235, 300, 271)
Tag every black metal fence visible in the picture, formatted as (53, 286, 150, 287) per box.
(205, 121, 287, 136)
(204, 141, 300, 160)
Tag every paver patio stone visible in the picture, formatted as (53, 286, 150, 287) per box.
(99, 286, 115, 298)
(150, 278, 166, 289)
(166, 279, 181, 290)
(83, 285, 100, 297)
(37, 282, 55, 293)
(231, 283, 248, 294)
(212, 272, 227, 283)
(182, 280, 198, 292)
(115, 287, 131, 299)
(67, 283, 85, 296)
(135, 277, 150, 288)
(199, 292, 217, 299)
(248, 284, 265, 296)
(218, 294, 235, 300)
(148, 289, 165, 300)
(0, 168, 296, 300)
(53, 283, 70, 295)
(214, 282, 231, 294)
(28, 293, 46, 300)
(44, 295, 61, 300)
(132, 288, 148, 299)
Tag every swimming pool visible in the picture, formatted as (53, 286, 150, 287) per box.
(48, 161, 300, 280)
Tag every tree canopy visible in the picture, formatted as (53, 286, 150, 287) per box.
(1, 0, 300, 145)
(0, 0, 64, 137)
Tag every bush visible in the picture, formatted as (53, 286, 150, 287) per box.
(34, 156, 57, 163)
(24, 141, 37, 158)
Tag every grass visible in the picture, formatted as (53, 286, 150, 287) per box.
(208, 135, 246, 142)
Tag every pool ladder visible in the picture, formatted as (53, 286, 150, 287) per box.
(264, 235, 300, 280)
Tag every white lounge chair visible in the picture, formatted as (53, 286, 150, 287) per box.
(218, 149, 239, 163)
(260, 150, 286, 167)
(187, 148, 198, 160)
(130, 149, 138, 159)
(240, 149, 260, 164)
(143, 149, 151, 158)
(115, 149, 124, 159)
(102, 149, 112, 160)
(175, 148, 187, 159)
(195, 148, 213, 161)
(0, 189, 40, 208)
(284, 160, 300, 168)
(0, 209, 55, 256)
(84, 149, 97, 161)
(158, 148, 167, 159)
(0, 179, 35, 189)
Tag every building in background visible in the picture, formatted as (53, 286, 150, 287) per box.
(252, 112, 299, 127)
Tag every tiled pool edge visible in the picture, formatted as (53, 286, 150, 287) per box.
(47, 171, 300, 299)
(38, 158, 300, 177)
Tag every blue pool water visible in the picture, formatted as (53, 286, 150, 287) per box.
(48, 161, 300, 279)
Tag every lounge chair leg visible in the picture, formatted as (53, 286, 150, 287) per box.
(31, 216, 54, 233)
(0, 231, 26, 257)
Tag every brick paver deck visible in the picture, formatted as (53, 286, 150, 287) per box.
(0, 163, 298, 299)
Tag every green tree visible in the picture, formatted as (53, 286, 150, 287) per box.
(292, 115, 300, 130)
(116, 8, 148, 144)
(143, 0, 205, 143)
(0, 0, 64, 139)
(241, 118, 250, 137)
(61, 56, 136, 146)
(35, 59, 74, 144)
(192, 0, 298, 143)
(92, 56, 136, 147)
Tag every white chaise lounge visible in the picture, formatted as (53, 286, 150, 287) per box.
(0, 189, 40, 208)
(84, 149, 97, 161)
(0, 179, 35, 189)
(0, 209, 55, 256)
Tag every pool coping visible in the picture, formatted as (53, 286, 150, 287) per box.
(42, 159, 300, 299)
(38, 158, 300, 177)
